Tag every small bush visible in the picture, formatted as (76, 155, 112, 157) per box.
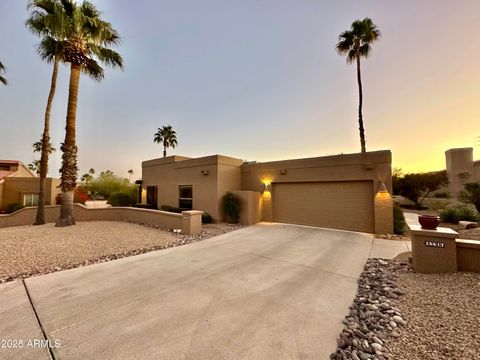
(109, 192, 136, 207)
(433, 191, 450, 198)
(5, 203, 24, 214)
(440, 206, 480, 224)
(223, 192, 240, 223)
(202, 212, 213, 224)
(456, 206, 480, 222)
(440, 207, 460, 224)
(393, 203, 406, 235)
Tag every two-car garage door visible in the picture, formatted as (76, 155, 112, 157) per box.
(272, 181, 374, 233)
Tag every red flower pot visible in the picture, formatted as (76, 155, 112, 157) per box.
(418, 215, 440, 230)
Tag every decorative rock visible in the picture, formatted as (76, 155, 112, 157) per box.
(330, 259, 411, 360)
(392, 315, 406, 326)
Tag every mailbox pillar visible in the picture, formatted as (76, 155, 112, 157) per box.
(409, 224, 459, 273)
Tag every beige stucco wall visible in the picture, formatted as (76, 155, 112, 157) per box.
(242, 150, 392, 233)
(142, 151, 393, 232)
(142, 155, 243, 221)
(0, 204, 202, 235)
(0, 177, 60, 209)
(232, 191, 262, 225)
(456, 240, 480, 272)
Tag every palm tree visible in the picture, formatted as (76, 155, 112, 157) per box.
(28, 160, 41, 175)
(336, 18, 380, 153)
(0, 62, 7, 85)
(154, 125, 178, 157)
(55, 0, 123, 227)
(26, 0, 67, 225)
(31, 139, 56, 176)
(128, 169, 133, 181)
(80, 172, 93, 183)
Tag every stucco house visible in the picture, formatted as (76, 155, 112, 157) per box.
(140, 150, 393, 234)
(0, 160, 60, 210)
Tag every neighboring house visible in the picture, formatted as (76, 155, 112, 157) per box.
(445, 148, 480, 197)
(0, 160, 60, 210)
(141, 151, 393, 234)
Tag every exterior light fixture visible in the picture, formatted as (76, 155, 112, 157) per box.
(264, 182, 270, 192)
(279, 169, 286, 175)
(377, 181, 388, 193)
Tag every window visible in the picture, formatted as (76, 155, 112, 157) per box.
(179, 185, 193, 209)
(23, 193, 39, 206)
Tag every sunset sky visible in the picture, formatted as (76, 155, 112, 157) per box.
(0, 0, 479, 179)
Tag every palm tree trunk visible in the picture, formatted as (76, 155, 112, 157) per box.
(56, 63, 80, 227)
(163, 143, 167, 158)
(34, 58, 59, 225)
(356, 52, 366, 153)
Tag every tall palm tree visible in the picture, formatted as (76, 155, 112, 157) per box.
(336, 18, 380, 153)
(0, 62, 7, 85)
(154, 125, 178, 157)
(55, 0, 123, 227)
(128, 169, 133, 181)
(26, 0, 67, 225)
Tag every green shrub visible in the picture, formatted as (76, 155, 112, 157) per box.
(440, 207, 460, 224)
(202, 212, 213, 224)
(109, 192, 136, 207)
(433, 191, 450, 198)
(440, 206, 480, 224)
(393, 203, 406, 235)
(5, 203, 24, 214)
(456, 206, 480, 222)
(223, 192, 240, 223)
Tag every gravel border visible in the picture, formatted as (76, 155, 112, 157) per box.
(0, 221, 244, 284)
(330, 259, 412, 360)
(388, 271, 480, 360)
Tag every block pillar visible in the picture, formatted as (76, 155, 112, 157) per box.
(181, 210, 203, 235)
(409, 224, 458, 273)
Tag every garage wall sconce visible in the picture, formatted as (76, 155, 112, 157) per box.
(264, 182, 270, 192)
(377, 181, 388, 194)
(279, 169, 287, 175)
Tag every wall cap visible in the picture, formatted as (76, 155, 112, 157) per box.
(181, 210, 203, 216)
(409, 224, 458, 238)
(456, 239, 480, 249)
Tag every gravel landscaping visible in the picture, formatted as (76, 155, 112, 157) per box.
(332, 259, 480, 360)
(0, 221, 243, 283)
(388, 271, 480, 360)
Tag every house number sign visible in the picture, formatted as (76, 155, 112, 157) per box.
(425, 240, 445, 248)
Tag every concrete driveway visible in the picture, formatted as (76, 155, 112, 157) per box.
(0, 223, 408, 360)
